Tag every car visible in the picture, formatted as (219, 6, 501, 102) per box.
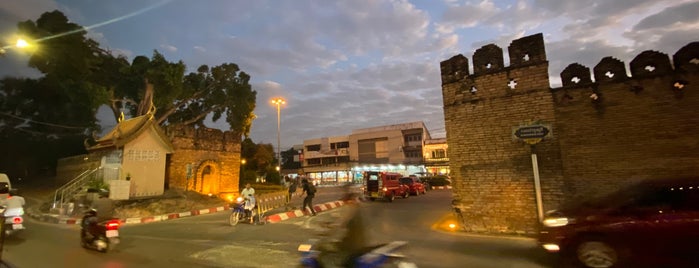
(363, 171, 410, 202)
(424, 175, 451, 186)
(538, 177, 699, 268)
(400, 177, 426, 195)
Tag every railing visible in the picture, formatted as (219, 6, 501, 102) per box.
(52, 167, 101, 212)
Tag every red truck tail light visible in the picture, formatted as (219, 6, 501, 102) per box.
(12, 217, 22, 224)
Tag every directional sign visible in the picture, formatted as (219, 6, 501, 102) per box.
(514, 125, 550, 139)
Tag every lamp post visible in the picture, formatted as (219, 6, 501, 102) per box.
(271, 97, 285, 178)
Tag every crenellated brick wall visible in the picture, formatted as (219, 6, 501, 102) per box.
(165, 125, 242, 197)
(441, 33, 699, 235)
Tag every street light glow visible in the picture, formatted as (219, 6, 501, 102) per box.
(15, 38, 29, 48)
(271, 98, 285, 105)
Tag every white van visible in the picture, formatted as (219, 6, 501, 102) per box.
(0, 173, 12, 199)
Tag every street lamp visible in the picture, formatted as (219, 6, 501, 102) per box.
(271, 97, 285, 177)
(1, 38, 33, 56)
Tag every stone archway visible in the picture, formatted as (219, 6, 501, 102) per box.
(193, 160, 221, 195)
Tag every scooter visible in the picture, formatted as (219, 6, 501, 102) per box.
(0, 206, 24, 236)
(80, 209, 121, 252)
(298, 239, 417, 268)
(228, 195, 259, 226)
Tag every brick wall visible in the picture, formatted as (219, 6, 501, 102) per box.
(165, 125, 241, 196)
(441, 34, 699, 234)
(553, 45, 699, 199)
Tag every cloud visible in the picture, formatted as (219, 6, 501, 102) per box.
(632, 1, 699, 31)
(193, 46, 206, 53)
(159, 44, 177, 52)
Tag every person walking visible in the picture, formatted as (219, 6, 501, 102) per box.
(301, 179, 317, 216)
(287, 177, 297, 204)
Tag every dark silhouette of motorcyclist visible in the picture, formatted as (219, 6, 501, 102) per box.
(82, 190, 114, 242)
(317, 184, 368, 267)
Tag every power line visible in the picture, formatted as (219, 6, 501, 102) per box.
(0, 112, 88, 129)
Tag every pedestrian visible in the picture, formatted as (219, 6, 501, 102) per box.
(287, 177, 297, 204)
(301, 179, 317, 216)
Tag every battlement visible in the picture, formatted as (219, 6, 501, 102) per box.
(441, 33, 547, 83)
(559, 42, 698, 89)
(165, 124, 240, 152)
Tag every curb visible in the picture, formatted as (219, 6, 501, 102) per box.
(264, 200, 347, 223)
(26, 200, 352, 226)
(430, 213, 537, 242)
(26, 205, 230, 225)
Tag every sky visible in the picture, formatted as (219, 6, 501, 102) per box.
(1, 0, 698, 151)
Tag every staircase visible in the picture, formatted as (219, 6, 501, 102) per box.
(52, 167, 101, 214)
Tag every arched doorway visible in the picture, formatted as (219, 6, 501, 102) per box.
(193, 160, 221, 195)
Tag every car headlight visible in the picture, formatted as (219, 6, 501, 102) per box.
(542, 217, 569, 227)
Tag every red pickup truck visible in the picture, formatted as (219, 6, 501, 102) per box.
(363, 171, 409, 202)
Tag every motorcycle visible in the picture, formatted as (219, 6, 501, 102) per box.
(0, 206, 24, 237)
(80, 209, 121, 252)
(228, 195, 259, 226)
(298, 239, 417, 268)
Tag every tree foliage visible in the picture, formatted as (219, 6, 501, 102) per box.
(239, 138, 281, 185)
(281, 147, 301, 170)
(0, 10, 257, 178)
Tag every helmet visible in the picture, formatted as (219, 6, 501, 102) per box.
(85, 208, 97, 217)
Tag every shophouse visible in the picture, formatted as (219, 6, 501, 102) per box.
(301, 136, 351, 184)
(300, 121, 434, 185)
(423, 138, 450, 175)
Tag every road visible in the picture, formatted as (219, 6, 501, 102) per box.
(2, 188, 556, 267)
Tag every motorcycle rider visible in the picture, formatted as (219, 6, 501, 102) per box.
(82, 189, 114, 242)
(315, 184, 368, 267)
(240, 183, 256, 222)
(1, 190, 25, 216)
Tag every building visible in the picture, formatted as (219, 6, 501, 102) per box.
(301, 136, 351, 184)
(423, 138, 449, 175)
(300, 121, 434, 185)
(87, 112, 174, 198)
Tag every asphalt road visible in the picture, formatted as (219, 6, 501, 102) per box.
(2, 188, 556, 268)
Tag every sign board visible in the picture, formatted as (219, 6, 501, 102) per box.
(513, 124, 551, 145)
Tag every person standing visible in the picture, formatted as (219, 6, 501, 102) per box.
(301, 179, 316, 216)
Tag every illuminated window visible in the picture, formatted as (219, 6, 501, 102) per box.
(432, 149, 446, 159)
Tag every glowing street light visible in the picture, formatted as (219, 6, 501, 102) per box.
(271, 97, 285, 175)
(15, 38, 29, 48)
(1, 37, 34, 56)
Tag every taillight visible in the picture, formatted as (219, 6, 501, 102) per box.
(12, 217, 22, 224)
(106, 220, 120, 230)
(382, 187, 388, 192)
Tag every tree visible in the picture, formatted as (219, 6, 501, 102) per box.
(0, 10, 258, 178)
(238, 138, 282, 185)
(281, 147, 301, 170)
(0, 11, 110, 177)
